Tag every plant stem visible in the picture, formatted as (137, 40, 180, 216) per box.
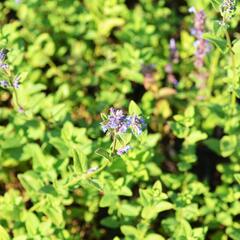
(207, 49, 220, 97)
(111, 132, 117, 156)
(225, 30, 237, 114)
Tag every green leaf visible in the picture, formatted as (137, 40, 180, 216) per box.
(220, 135, 237, 157)
(100, 193, 118, 208)
(72, 148, 88, 173)
(18, 171, 44, 193)
(129, 100, 142, 115)
(25, 212, 39, 236)
(101, 216, 120, 229)
(202, 33, 227, 53)
(169, 121, 189, 139)
(185, 131, 208, 144)
(0, 225, 10, 240)
(209, 0, 222, 9)
(142, 206, 157, 219)
(184, 106, 195, 118)
(234, 174, 240, 184)
(119, 204, 141, 217)
(145, 234, 165, 240)
(43, 203, 64, 228)
(226, 227, 240, 240)
(121, 225, 139, 237)
(95, 148, 112, 162)
(155, 201, 173, 213)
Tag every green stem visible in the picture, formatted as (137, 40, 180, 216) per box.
(111, 132, 117, 156)
(65, 160, 109, 189)
(207, 49, 220, 97)
(225, 30, 237, 114)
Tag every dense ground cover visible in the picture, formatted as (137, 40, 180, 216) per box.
(0, 0, 240, 239)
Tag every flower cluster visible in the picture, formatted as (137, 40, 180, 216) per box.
(0, 48, 21, 89)
(0, 76, 20, 89)
(165, 38, 179, 86)
(101, 107, 145, 155)
(0, 49, 9, 71)
(101, 108, 145, 135)
(189, 7, 210, 68)
(220, 0, 236, 24)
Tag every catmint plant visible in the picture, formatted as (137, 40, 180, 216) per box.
(220, 0, 236, 25)
(219, 0, 237, 113)
(189, 7, 210, 69)
(0, 48, 23, 111)
(101, 107, 145, 156)
(165, 38, 179, 86)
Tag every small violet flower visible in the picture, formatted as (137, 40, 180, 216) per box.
(127, 115, 145, 135)
(87, 166, 99, 174)
(0, 49, 9, 71)
(0, 80, 9, 88)
(13, 76, 21, 89)
(117, 145, 132, 156)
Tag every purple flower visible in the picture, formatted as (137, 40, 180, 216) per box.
(117, 145, 132, 156)
(0, 49, 9, 71)
(18, 107, 24, 113)
(0, 63, 9, 71)
(165, 38, 179, 86)
(13, 76, 20, 88)
(189, 9, 209, 68)
(220, 0, 236, 23)
(169, 38, 179, 64)
(101, 108, 131, 134)
(128, 115, 145, 135)
(0, 49, 7, 62)
(0, 80, 9, 88)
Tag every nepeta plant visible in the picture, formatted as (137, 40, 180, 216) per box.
(220, 0, 236, 25)
(189, 7, 210, 69)
(101, 105, 145, 156)
(218, 0, 237, 113)
(0, 48, 23, 112)
(165, 38, 179, 86)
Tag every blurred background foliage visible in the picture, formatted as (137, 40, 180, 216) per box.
(1, 0, 240, 239)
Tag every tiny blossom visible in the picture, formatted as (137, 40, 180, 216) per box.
(87, 166, 98, 174)
(0, 49, 7, 62)
(188, 6, 196, 13)
(0, 63, 9, 71)
(169, 38, 179, 64)
(117, 145, 132, 156)
(128, 115, 145, 135)
(18, 107, 24, 113)
(13, 76, 21, 89)
(0, 49, 9, 71)
(0, 80, 9, 88)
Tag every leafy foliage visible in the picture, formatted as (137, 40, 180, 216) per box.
(1, 0, 240, 239)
